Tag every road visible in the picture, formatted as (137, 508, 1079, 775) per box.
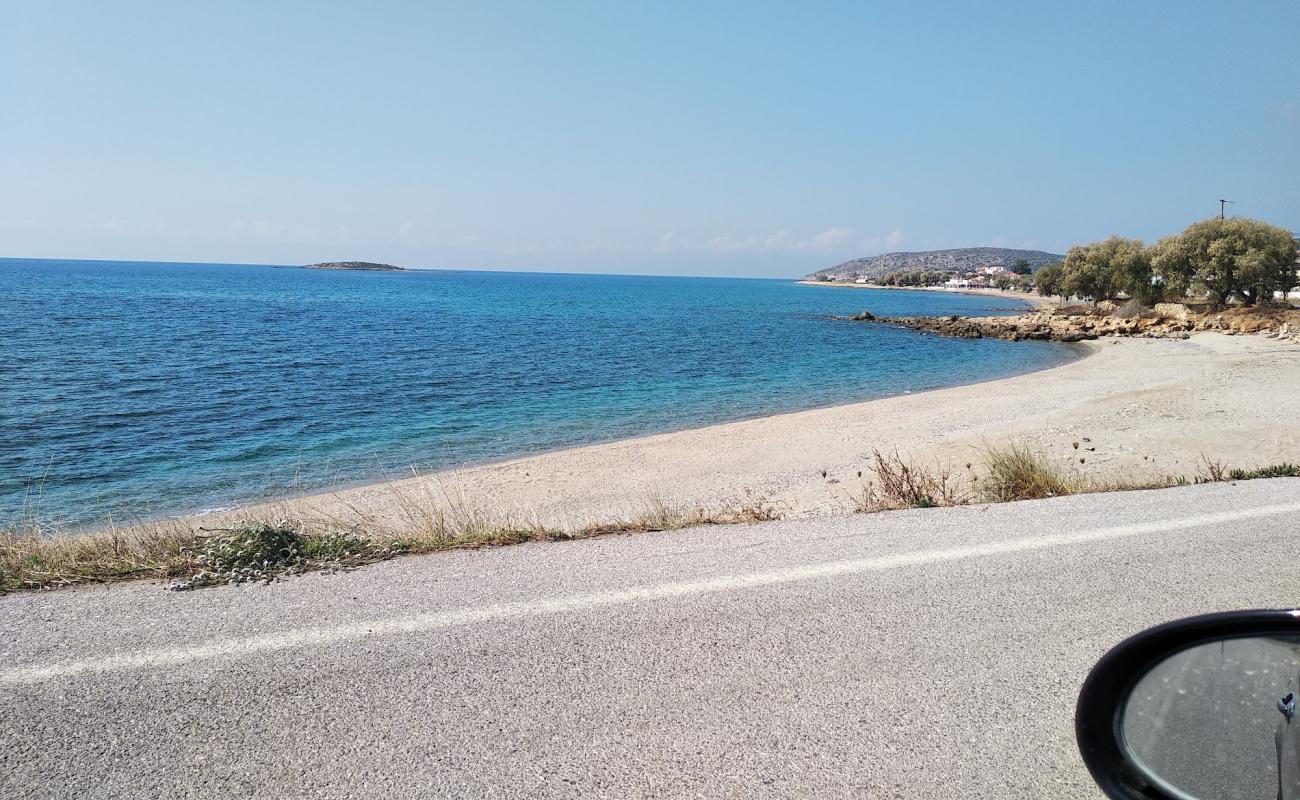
(3, 479, 1300, 799)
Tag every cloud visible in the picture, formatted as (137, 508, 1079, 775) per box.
(578, 239, 633, 253)
(655, 227, 868, 256)
(853, 228, 906, 252)
(90, 219, 170, 236)
(703, 233, 762, 253)
(805, 226, 854, 251)
(229, 220, 322, 244)
(655, 231, 690, 253)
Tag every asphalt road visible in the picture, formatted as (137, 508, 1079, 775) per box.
(4, 479, 1300, 799)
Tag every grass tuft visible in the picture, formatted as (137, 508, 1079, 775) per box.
(849, 442, 1187, 511)
(977, 442, 1081, 502)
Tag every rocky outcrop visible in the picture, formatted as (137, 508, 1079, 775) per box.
(843, 304, 1300, 344)
(304, 261, 404, 271)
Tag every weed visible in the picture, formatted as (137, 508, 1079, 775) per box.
(852, 450, 970, 512)
(1197, 460, 1300, 482)
(1200, 458, 1230, 483)
(166, 522, 406, 590)
(1227, 463, 1300, 480)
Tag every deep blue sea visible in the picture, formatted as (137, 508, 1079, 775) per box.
(2, 259, 1075, 527)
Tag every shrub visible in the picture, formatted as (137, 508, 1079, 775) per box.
(167, 522, 404, 590)
(1113, 299, 1151, 319)
(853, 450, 970, 512)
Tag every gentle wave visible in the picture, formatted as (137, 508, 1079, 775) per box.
(2, 259, 1075, 527)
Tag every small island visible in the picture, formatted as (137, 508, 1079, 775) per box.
(304, 261, 405, 271)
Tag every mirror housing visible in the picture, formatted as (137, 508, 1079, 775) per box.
(1076, 609, 1300, 800)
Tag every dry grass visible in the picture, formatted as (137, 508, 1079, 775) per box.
(851, 450, 971, 512)
(0, 485, 783, 594)
(6, 444, 1297, 594)
(848, 441, 1197, 512)
(977, 441, 1186, 502)
(976, 442, 1084, 502)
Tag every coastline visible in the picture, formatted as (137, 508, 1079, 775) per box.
(173, 332, 1300, 535)
(796, 279, 1055, 308)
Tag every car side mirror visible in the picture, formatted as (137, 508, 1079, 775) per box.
(1076, 610, 1300, 799)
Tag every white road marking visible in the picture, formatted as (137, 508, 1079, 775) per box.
(4, 502, 1299, 686)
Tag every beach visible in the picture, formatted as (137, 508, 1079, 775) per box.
(796, 279, 1055, 308)
(7, 261, 1065, 527)
(189, 332, 1300, 534)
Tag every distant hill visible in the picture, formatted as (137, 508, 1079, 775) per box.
(304, 261, 404, 271)
(808, 247, 1062, 280)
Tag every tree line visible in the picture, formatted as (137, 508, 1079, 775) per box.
(875, 270, 951, 287)
(1034, 217, 1297, 305)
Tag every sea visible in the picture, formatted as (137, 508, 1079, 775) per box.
(1, 259, 1077, 528)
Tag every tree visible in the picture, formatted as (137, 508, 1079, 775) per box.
(1152, 217, 1296, 305)
(1060, 245, 1108, 301)
(1060, 236, 1152, 303)
(1148, 236, 1193, 300)
(1008, 259, 1033, 275)
(1035, 262, 1064, 297)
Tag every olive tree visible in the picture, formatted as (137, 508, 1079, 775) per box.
(1060, 237, 1151, 302)
(1148, 235, 1193, 300)
(1035, 262, 1064, 297)
(1151, 217, 1297, 305)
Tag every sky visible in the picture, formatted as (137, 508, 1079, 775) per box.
(2, 1, 1297, 278)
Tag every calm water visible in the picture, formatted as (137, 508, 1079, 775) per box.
(2, 259, 1075, 527)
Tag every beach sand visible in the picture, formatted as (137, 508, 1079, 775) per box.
(191, 332, 1300, 533)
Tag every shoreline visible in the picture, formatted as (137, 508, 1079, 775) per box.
(167, 338, 1087, 526)
(161, 331, 1300, 536)
(795, 279, 1054, 308)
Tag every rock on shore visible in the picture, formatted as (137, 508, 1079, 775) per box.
(845, 303, 1300, 344)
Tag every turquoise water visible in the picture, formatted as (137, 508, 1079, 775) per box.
(2, 259, 1074, 527)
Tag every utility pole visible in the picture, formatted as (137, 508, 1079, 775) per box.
(1218, 199, 1234, 220)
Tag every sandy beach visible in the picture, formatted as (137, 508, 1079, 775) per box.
(189, 332, 1300, 533)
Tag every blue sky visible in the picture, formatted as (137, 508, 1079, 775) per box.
(2, 1, 1297, 277)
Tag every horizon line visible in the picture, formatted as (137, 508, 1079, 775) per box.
(0, 255, 809, 282)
